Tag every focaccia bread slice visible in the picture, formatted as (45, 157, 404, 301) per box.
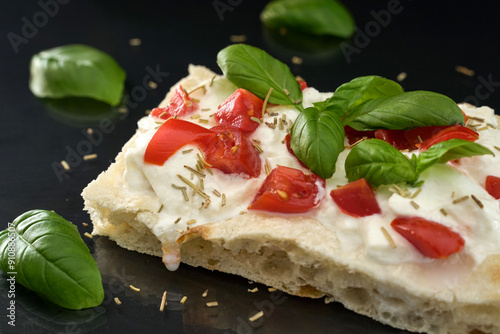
(82, 65, 500, 334)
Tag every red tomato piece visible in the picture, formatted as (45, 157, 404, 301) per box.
(344, 126, 375, 145)
(374, 129, 414, 150)
(150, 85, 198, 119)
(485, 175, 500, 199)
(284, 133, 307, 168)
(460, 108, 468, 124)
(403, 125, 449, 149)
(391, 216, 465, 259)
(214, 88, 264, 133)
(249, 165, 325, 213)
(297, 78, 308, 90)
(330, 178, 381, 218)
(144, 119, 213, 166)
(197, 125, 261, 178)
(418, 125, 479, 151)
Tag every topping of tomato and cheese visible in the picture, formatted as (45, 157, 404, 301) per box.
(123, 72, 500, 281)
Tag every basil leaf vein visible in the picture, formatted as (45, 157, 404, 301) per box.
(0, 210, 104, 310)
(290, 107, 344, 179)
(29, 44, 126, 106)
(217, 44, 303, 110)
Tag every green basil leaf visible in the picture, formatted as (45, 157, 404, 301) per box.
(29, 44, 126, 106)
(260, 0, 355, 38)
(217, 44, 303, 110)
(416, 139, 494, 175)
(347, 91, 465, 131)
(290, 107, 344, 178)
(0, 210, 104, 310)
(316, 75, 404, 119)
(345, 139, 416, 187)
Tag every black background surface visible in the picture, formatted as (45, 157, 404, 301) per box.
(0, 1, 499, 333)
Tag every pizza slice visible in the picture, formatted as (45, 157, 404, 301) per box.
(82, 47, 500, 334)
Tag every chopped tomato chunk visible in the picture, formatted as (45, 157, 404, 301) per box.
(214, 88, 264, 133)
(330, 178, 381, 218)
(418, 125, 479, 151)
(374, 129, 414, 150)
(144, 120, 261, 177)
(346, 124, 473, 151)
(344, 126, 375, 145)
(485, 175, 500, 199)
(403, 125, 449, 148)
(375, 126, 451, 150)
(150, 85, 197, 119)
(197, 125, 261, 178)
(144, 119, 212, 166)
(391, 216, 465, 259)
(249, 165, 325, 213)
(297, 78, 308, 90)
(284, 133, 307, 168)
(460, 108, 468, 124)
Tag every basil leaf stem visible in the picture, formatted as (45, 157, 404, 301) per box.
(0, 210, 104, 310)
(29, 44, 126, 106)
(217, 44, 303, 111)
(290, 107, 344, 179)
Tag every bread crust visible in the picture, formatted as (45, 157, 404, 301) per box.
(82, 66, 500, 334)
